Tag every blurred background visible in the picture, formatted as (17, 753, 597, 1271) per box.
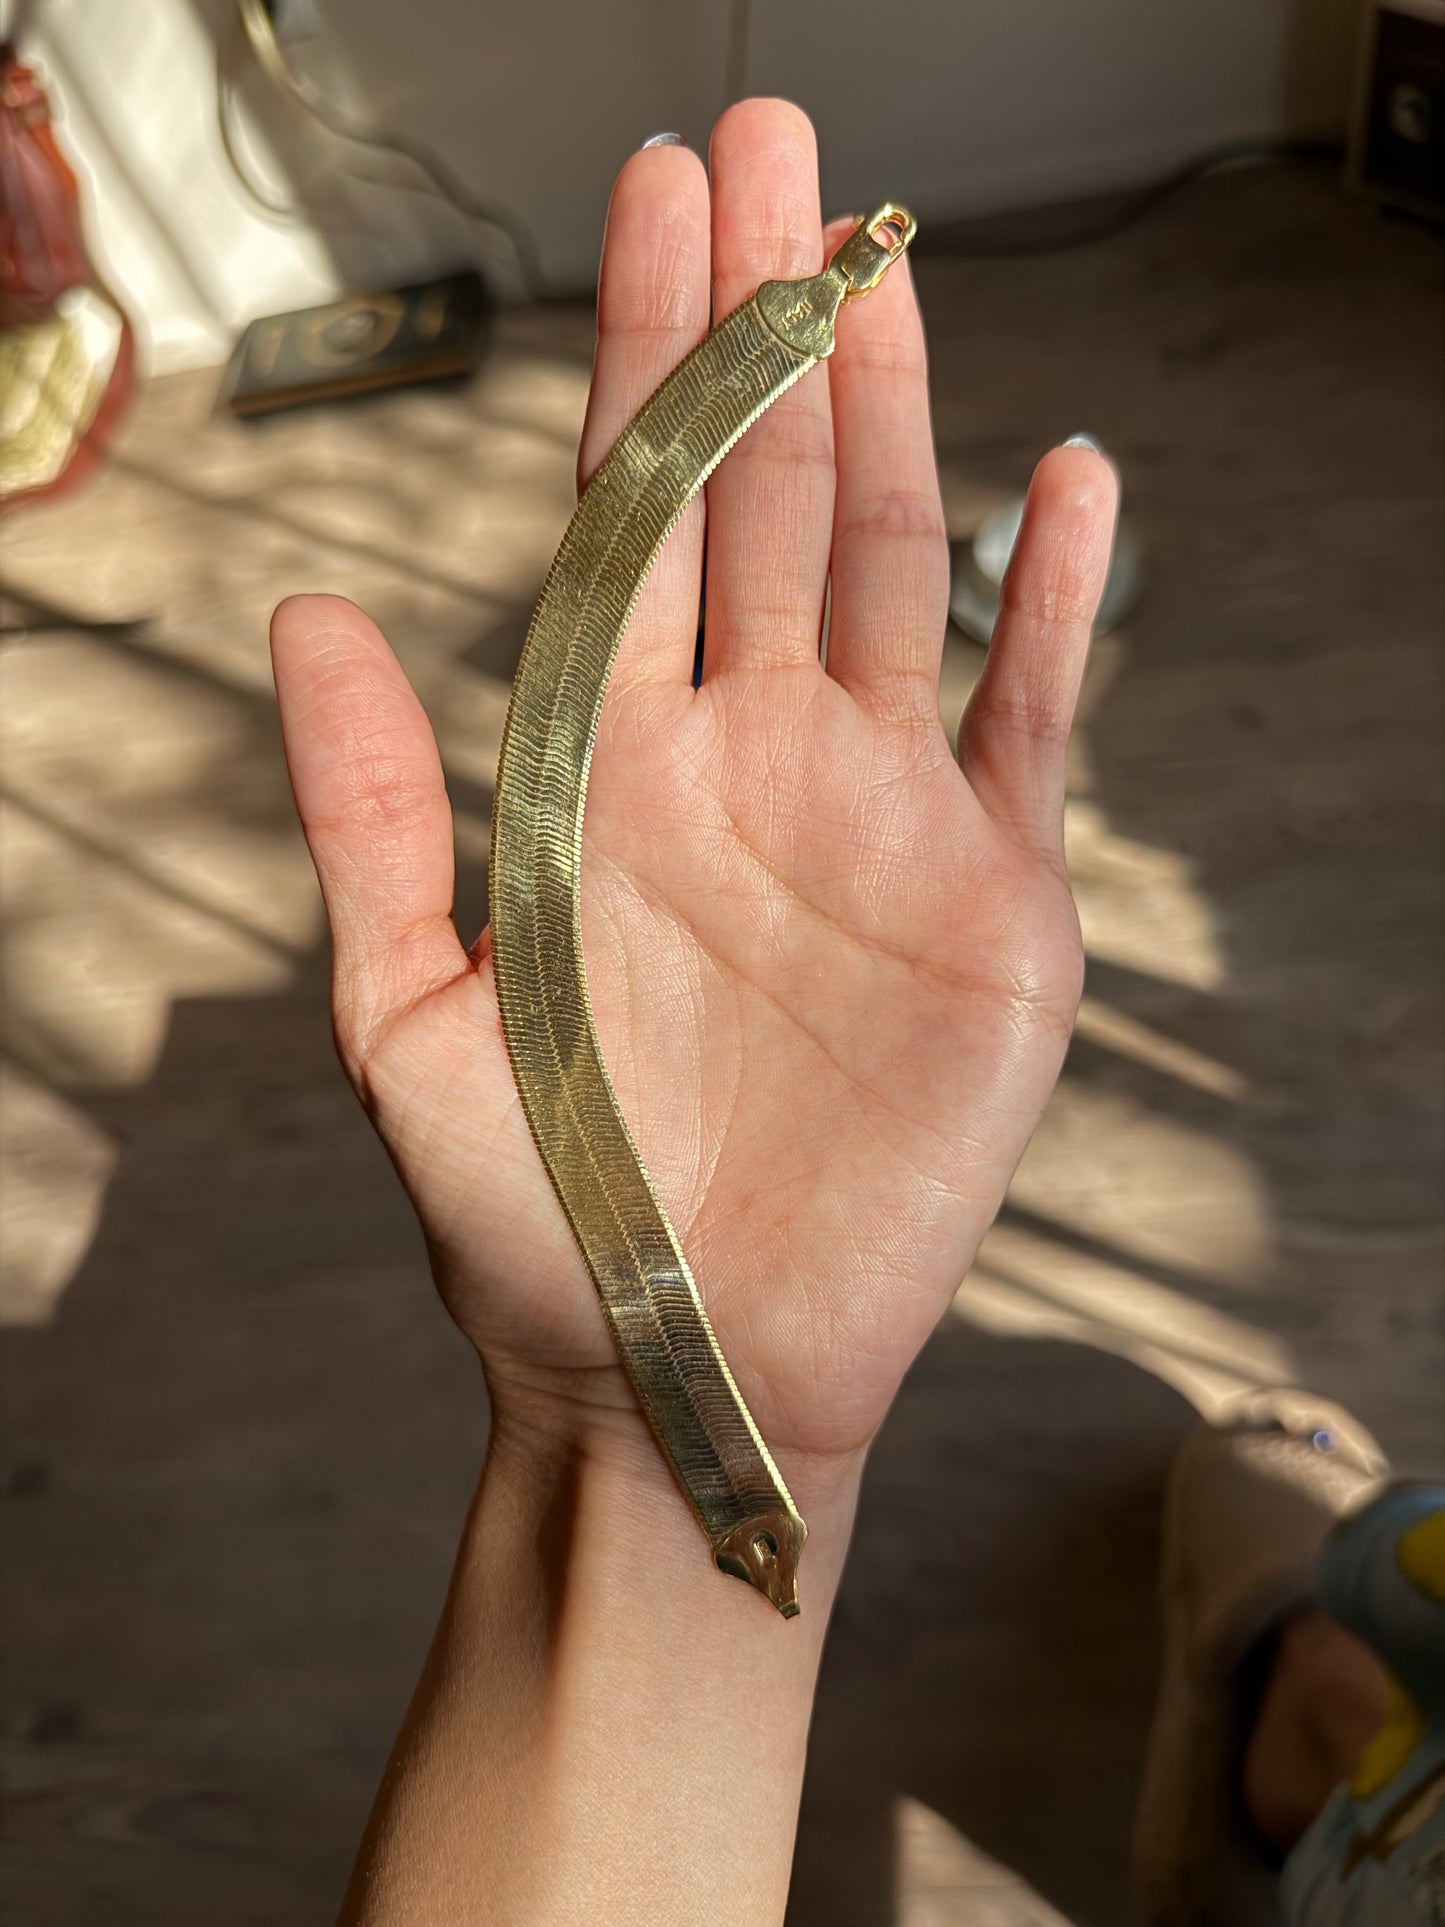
(1, 1, 1442, 1921)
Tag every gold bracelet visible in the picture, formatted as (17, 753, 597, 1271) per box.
(490, 208, 917, 1617)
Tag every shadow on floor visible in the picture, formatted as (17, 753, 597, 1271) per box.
(1, 906, 1191, 1925)
(788, 1327, 1191, 1927)
(1, 608, 1196, 1927)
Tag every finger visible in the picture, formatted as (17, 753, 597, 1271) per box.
(957, 445, 1119, 858)
(270, 594, 466, 1060)
(823, 222, 949, 720)
(577, 139, 711, 686)
(701, 98, 832, 681)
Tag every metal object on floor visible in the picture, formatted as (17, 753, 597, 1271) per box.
(489, 208, 916, 1619)
(216, 269, 492, 417)
(949, 491, 1145, 645)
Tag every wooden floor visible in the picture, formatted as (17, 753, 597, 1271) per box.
(2, 160, 1441, 1925)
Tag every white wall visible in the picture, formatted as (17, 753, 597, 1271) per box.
(26, 0, 1359, 374)
(754, 0, 1360, 225)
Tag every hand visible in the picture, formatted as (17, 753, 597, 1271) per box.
(275, 99, 1119, 1924)
(271, 99, 1116, 1506)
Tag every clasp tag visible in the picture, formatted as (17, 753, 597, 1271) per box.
(831, 205, 917, 301)
(755, 200, 917, 358)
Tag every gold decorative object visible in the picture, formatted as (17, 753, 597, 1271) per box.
(0, 290, 124, 501)
(490, 208, 917, 1617)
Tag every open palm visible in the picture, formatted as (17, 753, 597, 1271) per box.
(271, 101, 1116, 1494)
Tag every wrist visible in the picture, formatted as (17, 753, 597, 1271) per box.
(481, 1391, 860, 1924)
(343, 1369, 865, 1925)
(483, 1362, 866, 1624)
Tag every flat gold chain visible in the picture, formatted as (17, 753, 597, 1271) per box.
(489, 208, 916, 1616)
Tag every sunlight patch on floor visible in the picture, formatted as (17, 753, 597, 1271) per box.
(1072, 994, 1245, 1101)
(893, 1797, 1073, 1927)
(1011, 1078, 1272, 1288)
(0, 1067, 118, 1326)
(955, 1253, 1291, 1419)
(1067, 800, 1229, 993)
(940, 607, 1285, 1413)
(952, 733, 1286, 1416)
(0, 633, 322, 1323)
(0, 336, 596, 1331)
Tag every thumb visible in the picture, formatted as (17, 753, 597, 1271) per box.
(270, 594, 467, 1068)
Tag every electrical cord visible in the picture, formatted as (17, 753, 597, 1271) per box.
(918, 137, 1346, 259)
(216, 0, 1345, 290)
(218, 0, 542, 289)
(216, 15, 299, 227)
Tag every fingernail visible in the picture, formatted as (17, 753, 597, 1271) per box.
(642, 132, 684, 149)
(1063, 433, 1104, 454)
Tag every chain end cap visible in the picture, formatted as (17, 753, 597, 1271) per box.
(715, 1511, 808, 1618)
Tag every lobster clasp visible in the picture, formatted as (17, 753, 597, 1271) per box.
(831, 204, 917, 301)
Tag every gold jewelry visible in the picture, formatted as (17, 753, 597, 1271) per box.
(490, 208, 916, 1616)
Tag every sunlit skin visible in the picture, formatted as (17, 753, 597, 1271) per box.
(272, 98, 1117, 1927)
